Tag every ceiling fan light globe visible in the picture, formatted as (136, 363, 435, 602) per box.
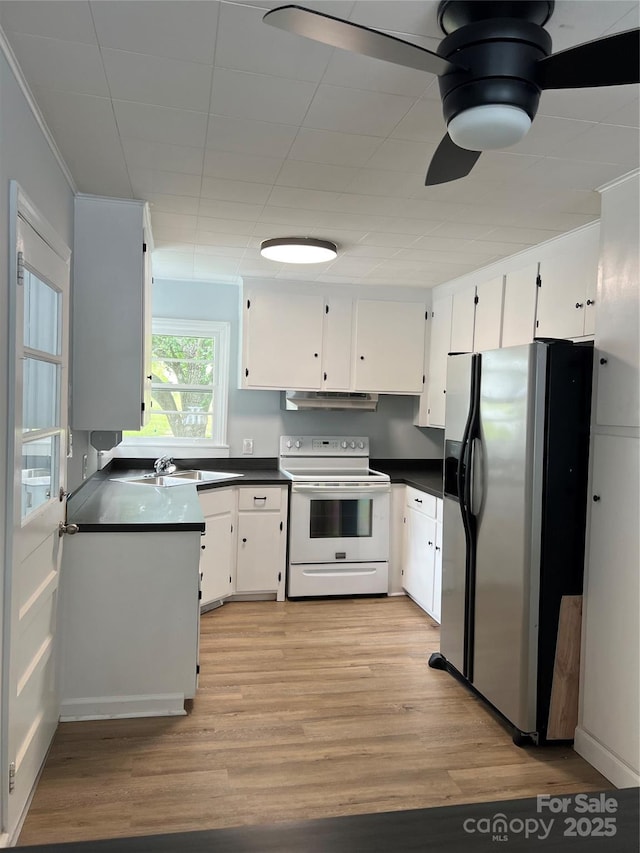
(260, 238, 337, 264)
(448, 104, 532, 151)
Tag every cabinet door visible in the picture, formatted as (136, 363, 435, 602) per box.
(473, 276, 504, 352)
(353, 300, 426, 393)
(426, 293, 453, 428)
(502, 264, 538, 348)
(450, 289, 475, 354)
(595, 177, 639, 429)
(322, 295, 353, 391)
(200, 513, 233, 604)
(199, 489, 235, 605)
(581, 434, 639, 773)
(72, 196, 149, 430)
(242, 290, 323, 389)
(403, 507, 436, 614)
(536, 228, 599, 340)
(236, 513, 282, 593)
(432, 519, 442, 624)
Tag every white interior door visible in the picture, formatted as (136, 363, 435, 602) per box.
(3, 185, 70, 839)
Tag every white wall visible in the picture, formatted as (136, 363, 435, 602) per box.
(152, 278, 444, 460)
(0, 39, 75, 837)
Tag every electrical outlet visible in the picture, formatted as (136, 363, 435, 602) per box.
(242, 438, 254, 455)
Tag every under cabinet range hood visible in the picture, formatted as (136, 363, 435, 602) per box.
(283, 391, 379, 411)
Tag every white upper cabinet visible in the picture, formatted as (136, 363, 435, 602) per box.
(473, 275, 504, 352)
(72, 195, 152, 431)
(535, 224, 600, 340)
(241, 285, 428, 395)
(450, 276, 504, 355)
(449, 289, 475, 353)
(502, 264, 539, 348)
(595, 176, 639, 429)
(353, 300, 426, 394)
(322, 295, 353, 391)
(242, 290, 324, 390)
(425, 293, 453, 428)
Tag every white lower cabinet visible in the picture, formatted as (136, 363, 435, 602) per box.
(199, 488, 235, 606)
(197, 484, 288, 604)
(59, 530, 201, 720)
(401, 486, 442, 622)
(237, 487, 287, 599)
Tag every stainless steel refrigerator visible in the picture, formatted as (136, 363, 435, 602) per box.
(429, 340, 593, 745)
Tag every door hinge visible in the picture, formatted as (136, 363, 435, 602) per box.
(196, 664, 200, 674)
(536, 274, 542, 288)
(143, 242, 147, 253)
(9, 762, 15, 793)
(198, 589, 202, 600)
(247, 299, 250, 309)
(474, 294, 479, 305)
(17, 251, 25, 286)
(141, 401, 145, 412)
(279, 521, 283, 531)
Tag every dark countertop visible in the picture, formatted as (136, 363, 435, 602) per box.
(371, 460, 443, 497)
(67, 461, 289, 533)
(66, 458, 443, 532)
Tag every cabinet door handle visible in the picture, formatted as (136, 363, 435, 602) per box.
(242, 537, 247, 543)
(599, 357, 608, 365)
(253, 496, 267, 503)
(592, 495, 601, 502)
(414, 498, 422, 504)
(427, 540, 433, 546)
(201, 545, 205, 550)
(435, 545, 441, 551)
(314, 353, 319, 358)
(360, 355, 365, 360)
(575, 302, 584, 309)
(147, 374, 152, 380)
(586, 299, 595, 306)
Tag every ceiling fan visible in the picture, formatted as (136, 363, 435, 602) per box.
(264, 1, 640, 185)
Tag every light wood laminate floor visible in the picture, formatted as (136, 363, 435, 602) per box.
(18, 597, 608, 845)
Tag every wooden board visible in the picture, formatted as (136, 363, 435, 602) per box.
(547, 595, 583, 740)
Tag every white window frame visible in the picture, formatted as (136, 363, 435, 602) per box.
(117, 317, 230, 458)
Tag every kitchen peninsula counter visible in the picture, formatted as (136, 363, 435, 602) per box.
(66, 460, 289, 533)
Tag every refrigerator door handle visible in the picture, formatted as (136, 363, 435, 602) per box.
(469, 438, 484, 517)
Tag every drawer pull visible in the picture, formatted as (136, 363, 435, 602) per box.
(414, 498, 422, 504)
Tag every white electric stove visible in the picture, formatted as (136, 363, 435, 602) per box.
(279, 436, 390, 597)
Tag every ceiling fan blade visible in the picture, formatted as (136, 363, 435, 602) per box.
(425, 134, 481, 186)
(537, 28, 640, 89)
(263, 5, 461, 76)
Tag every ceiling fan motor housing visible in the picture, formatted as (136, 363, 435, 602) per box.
(437, 12, 553, 129)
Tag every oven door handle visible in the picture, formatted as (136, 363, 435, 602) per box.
(291, 483, 391, 494)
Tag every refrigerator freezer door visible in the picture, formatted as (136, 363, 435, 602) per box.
(440, 495, 468, 673)
(471, 344, 545, 734)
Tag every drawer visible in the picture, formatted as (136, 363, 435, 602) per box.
(198, 487, 234, 516)
(406, 486, 436, 518)
(238, 486, 283, 511)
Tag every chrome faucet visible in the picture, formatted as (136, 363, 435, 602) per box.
(154, 455, 177, 475)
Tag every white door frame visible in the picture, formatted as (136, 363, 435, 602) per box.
(1, 181, 71, 842)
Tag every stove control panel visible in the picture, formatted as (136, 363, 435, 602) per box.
(280, 436, 369, 456)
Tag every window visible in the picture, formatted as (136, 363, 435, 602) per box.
(124, 318, 230, 448)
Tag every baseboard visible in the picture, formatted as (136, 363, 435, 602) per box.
(574, 727, 640, 788)
(0, 832, 9, 848)
(59, 693, 187, 721)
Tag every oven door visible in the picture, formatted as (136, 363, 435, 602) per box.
(289, 482, 390, 564)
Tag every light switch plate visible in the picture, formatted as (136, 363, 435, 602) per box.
(242, 438, 254, 455)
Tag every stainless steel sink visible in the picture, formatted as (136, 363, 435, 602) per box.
(112, 470, 244, 487)
(166, 470, 244, 483)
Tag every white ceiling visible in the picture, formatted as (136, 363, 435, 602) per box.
(2, 0, 639, 287)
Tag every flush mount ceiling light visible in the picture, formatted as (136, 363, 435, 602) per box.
(260, 237, 338, 264)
